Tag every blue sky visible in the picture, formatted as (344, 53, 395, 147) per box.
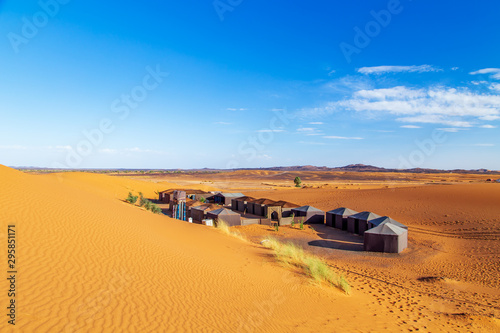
(0, 0, 499, 169)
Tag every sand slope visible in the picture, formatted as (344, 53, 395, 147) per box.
(0, 166, 498, 332)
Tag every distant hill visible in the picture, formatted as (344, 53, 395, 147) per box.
(13, 164, 500, 175)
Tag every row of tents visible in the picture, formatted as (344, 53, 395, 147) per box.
(230, 197, 408, 253)
(160, 190, 408, 253)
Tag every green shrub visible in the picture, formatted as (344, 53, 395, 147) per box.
(294, 176, 302, 187)
(300, 219, 304, 230)
(144, 200, 152, 210)
(150, 203, 162, 214)
(126, 192, 138, 204)
(200, 197, 206, 203)
(139, 192, 146, 207)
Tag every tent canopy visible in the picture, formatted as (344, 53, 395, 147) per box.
(370, 216, 408, 229)
(349, 211, 381, 221)
(327, 207, 358, 217)
(292, 206, 324, 213)
(207, 208, 241, 216)
(365, 223, 406, 236)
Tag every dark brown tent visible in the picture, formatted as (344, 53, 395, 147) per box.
(347, 211, 381, 235)
(326, 207, 358, 230)
(232, 196, 255, 212)
(364, 223, 408, 253)
(367, 216, 408, 231)
(251, 199, 278, 217)
(291, 206, 325, 224)
(159, 189, 209, 203)
(206, 208, 242, 227)
(208, 193, 245, 205)
(190, 204, 221, 222)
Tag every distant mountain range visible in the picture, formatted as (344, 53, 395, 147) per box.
(14, 164, 500, 175)
(236, 164, 500, 174)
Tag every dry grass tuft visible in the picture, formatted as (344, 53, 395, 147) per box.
(262, 237, 350, 294)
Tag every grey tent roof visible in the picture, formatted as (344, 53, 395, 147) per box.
(292, 205, 324, 213)
(207, 208, 241, 216)
(327, 207, 359, 216)
(219, 193, 245, 198)
(370, 216, 408, 229)
(349, 211, 381, 221)
(365, 223, 406, 236)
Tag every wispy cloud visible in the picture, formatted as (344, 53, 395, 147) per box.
(472, 143, 495, 147)
(470, 68, 500, 80)
(451, 67, 459, 71)
(214, 121, 232, 125)
(334, 86, 500, 127)
(226, 108, 247, 111)
(308, 122, 324, 125)
(296, 127, 324, 136)
(98, 147, 169, 155)
(436, 128, 469, 133)
(490, 83, 500, 92)
(400, 125, 421, 129)
(481, 124, 497, 129)
(323, 136, 363, 140)
(357, 65, 441, 75)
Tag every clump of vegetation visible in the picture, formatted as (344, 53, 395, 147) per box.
(200, 197, 206, 203)
(139, 192, 147, 207)
(215, 219, 247, 242)
(262, 237, 350, 294)
(299, 219, 304, 230)
(126, 192, 138, 204)
(294, 176, 302, 187)
(275, 224, 279, 232)
(150, 203, 162, 214)
(125, 192, 162, 214)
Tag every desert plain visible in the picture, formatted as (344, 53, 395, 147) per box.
(1, 166, 500, 332)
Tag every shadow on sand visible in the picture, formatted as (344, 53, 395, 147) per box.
(308, 224, 364, 252)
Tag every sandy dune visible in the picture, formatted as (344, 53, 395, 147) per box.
(0, 166, 499, 332)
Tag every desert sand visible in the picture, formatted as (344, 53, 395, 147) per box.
(1, 166, 499, 332)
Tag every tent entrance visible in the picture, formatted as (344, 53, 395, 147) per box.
(342, 218, 348, 230)
(354, 219, 359, 234)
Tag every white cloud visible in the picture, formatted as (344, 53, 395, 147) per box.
(471, 81, 489, 85)
(226, 108, 247, 111)
(214, 121, 232, 125)
(297, 127, 316, 132)
(328, 70, 336, 76)
(357, 65, 441, 75)
(470, 68, 500, 80)
(436, 128, 469, 133)
(335, 86, 500, 127)
(308, 122, 324, 125)
(481, 125, 497, 129)
(472, 143, 495, 147)
(400, 125, 421, 129)
(451, 67, 459, 71)
(490, 83, 500, 92)
(323, 136, 363, 140)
